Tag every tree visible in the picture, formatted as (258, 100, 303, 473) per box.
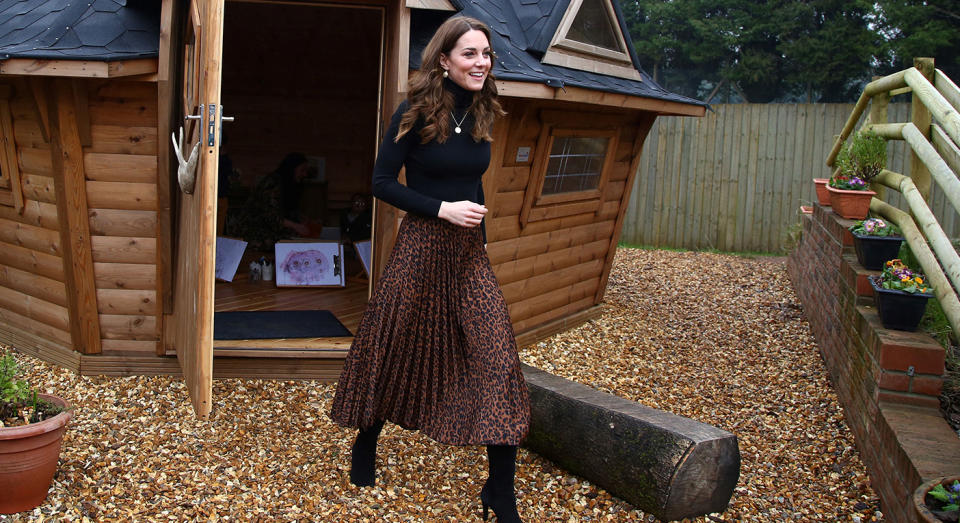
(620, 0, 734, 99)
(618, 0, 882, 102)
(874, 0, 960, 81)
(778, 0, 880, 102)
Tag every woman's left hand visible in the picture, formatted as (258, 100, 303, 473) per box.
(438, 201, 487, 228)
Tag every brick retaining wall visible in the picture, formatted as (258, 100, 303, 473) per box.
(788, 203, 960, 522)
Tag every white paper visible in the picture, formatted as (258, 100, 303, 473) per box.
(354, 240, 372, 278)
(215, 237, 247, 282)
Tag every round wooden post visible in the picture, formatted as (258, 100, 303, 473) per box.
(868, 78, 891, 201)
(911, 57, 935, 200)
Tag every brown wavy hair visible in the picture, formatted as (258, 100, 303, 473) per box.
(396, 16, 505, 144)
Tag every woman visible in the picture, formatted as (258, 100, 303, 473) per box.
(329, 16, 530, 522)
(229, 152, 314, 250)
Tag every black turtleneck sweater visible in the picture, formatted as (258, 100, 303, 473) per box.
(371, 79, 490, 238)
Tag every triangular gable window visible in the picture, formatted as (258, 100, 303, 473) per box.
(568, 0, 621, 52)
(543, 0, 641, 81)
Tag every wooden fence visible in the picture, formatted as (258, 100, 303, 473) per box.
(621, 103, 960, 253)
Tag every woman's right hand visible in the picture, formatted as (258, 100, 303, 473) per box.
(438, 201, 487, 228)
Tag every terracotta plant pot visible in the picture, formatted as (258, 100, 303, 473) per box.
(869, 276, 933, 331)
(852, 232, 903, 270)
(827, 185, 876, 219)
(0, 394, 72, 514)
(813, 178, 831, 206)
(913, 475, 960, 522)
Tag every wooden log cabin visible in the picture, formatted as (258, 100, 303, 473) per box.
(0, 0, 704, 416)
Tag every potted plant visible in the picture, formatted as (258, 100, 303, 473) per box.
(813, 178, 831, 206)
(869, 259, 934, 331)
(0, 349, 72, 514)
(828, 130, 887, 219)
(913, 476, 960, 522)
(849, 217, 903, 270)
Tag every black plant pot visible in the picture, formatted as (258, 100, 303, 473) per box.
(869, 276, 932, 331)
(852, 232, 903, 270)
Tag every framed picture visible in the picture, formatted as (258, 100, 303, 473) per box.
(274, 240, 344, 287)
(215, 236, 247, 282)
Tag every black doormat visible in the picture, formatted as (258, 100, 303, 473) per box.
(213, 310, 352, 340)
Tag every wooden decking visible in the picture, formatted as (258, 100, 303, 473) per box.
(212, 274, 368, 358)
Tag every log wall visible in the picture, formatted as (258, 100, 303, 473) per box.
(0, 78, 70, 353)
(487, 100, 653, 337)
(0, 77, 161, 359)
(0, 77, 656, 372)
(83, 80, 161, 356)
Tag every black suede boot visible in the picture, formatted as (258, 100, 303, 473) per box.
(480, 445, 521, 522)
(349, 420, 384, 487)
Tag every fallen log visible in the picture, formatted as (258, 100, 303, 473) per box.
(522, 364, 740, 522)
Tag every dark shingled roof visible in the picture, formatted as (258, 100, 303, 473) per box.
(411, 0, 705, 107)
(0, 0, 701, 108)
(0, 0, 160, 61)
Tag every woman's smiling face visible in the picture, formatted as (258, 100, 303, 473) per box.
(439, 29, 492, 92)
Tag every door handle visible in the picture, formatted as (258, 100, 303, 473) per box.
(185, 104, 203, 121)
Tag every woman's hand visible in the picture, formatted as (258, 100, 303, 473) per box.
(438, 201, 487, 227)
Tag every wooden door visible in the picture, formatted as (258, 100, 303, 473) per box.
(173, 0, 225, 418)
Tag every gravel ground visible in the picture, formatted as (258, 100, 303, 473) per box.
(2, 248, 882, 522)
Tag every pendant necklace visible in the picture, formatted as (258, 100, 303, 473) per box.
(451, 110, 469, 134)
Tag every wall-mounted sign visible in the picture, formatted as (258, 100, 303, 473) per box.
(516, 146, 531, 163)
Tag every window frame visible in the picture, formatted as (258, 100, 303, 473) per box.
(542, 0, 642, 81)
(520, 122, 619, 227)
(181, 2, 202, 143)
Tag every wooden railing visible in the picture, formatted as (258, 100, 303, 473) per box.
(827, 58, 960, 337)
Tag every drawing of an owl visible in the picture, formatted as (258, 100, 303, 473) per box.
(280, 249, 329, 284)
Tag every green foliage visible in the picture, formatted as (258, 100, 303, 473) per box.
(844, 130, 887, 179)
(928, 480, 960, 512)
(874, 1, 960, 81)
(849, 218, 901, 237)
(830, 130, 886, 189)
(920, 297, 954, 350)
(0, 351, 30, 405)
(781, 221, 803, 254)
(0, 350, 61, 424)
(880, 259, 933, 294)
(618, 0, 960, 102)
(897, 241, 920, 269)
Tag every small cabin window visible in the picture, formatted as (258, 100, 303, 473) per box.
(541, 135, 610, 195)
(520, 125, 618, 226)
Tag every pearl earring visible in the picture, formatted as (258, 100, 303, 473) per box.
(442, 70, 448, 78)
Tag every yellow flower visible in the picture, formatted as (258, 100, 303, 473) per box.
(915, 277, 923, 284)
(901, 277, 910, 282)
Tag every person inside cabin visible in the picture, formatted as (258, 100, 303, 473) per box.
(329, 16, 529, 523)
(229, 152, 319, 251)
(339, 193, 372, 244)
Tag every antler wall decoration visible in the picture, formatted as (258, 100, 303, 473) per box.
(172, 126, 200, 194)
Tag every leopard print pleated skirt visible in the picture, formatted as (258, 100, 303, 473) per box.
(329, 214, 530, 446)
